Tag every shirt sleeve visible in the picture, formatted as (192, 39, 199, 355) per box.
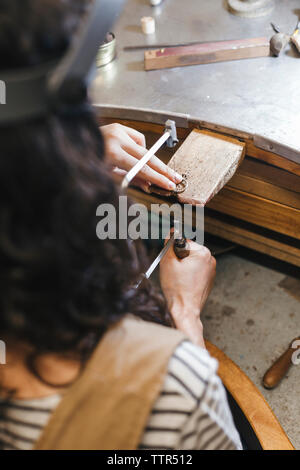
(139, 340, 242, 450)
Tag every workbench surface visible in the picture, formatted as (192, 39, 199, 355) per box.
(91, 0, 300, 158)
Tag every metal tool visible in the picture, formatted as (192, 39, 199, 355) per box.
(291, 19, 300, 54)
(170, 150, 190, 261)
(270, 23, 291, 56)
(121, 119, 178, 191)
(123, 40, 233, 52)
(136, 230, 190, 289)
(263, 336, 300, 389)
(121, 118, 189, 286)
(121, 117, 192, 286)
(135, 233, 175, 289)
(270, 19, 300, 56)
(136, 155, 190, 287)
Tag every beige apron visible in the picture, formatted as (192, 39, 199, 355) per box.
(35, 315, 186, 450)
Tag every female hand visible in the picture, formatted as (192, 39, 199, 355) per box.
(160, 239, 216, 347)
(100, 123, 182, 191)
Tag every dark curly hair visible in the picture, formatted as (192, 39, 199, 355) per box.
(0, 0, 168, 377)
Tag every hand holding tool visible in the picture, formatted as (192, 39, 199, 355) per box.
(136, 228, 191, 288)
(263, 337, 300, 389)
(135, 233, 176, 289)
(134, 127, 246, 285)
(121, 119, 178, 191)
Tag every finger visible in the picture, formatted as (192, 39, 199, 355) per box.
(189, 243, 211, 256)
(148, 153, 183, 184)
(162, 233, 183, 264)
(122, 125, 146, 148)
(118, 149, 177, 191)
(126, 145, 182, 184)
(121, 135, 182, 184)
(163, 228, 175, 246)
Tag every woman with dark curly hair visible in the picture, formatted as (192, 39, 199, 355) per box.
(0, 0, 241, 450)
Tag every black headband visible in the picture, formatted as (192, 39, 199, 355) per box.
(0, 0, 125, 124)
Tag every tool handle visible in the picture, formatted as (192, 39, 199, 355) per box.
(263, 338, 300, 389)
(291, 33, 300, 53)
(174, 237, 190, 260)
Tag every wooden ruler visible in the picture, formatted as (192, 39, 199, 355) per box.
(144, 37, 270, 70)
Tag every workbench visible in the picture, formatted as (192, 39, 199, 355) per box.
(92, 0, 300, 268)
(91, 0, 300, 448)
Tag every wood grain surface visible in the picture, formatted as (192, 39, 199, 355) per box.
(167, 129, 246, 205)
(144, 37, 270, 71)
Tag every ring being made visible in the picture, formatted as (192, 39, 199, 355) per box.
(173, 174, 188, 194)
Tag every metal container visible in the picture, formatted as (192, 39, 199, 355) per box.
(97, 32, 117, 67)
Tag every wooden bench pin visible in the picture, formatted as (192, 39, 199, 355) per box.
(150, 129, 246, 206)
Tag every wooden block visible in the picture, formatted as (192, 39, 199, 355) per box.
(144, 37, 270, 71)
(167, 129, 246, 205)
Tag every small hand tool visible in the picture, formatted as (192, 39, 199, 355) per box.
(121, 119, 188, 286)
(134, 135, 191, 287)
(270, 23, 291, 57)
(124, 39, 233, 52)
(263, 336, 300, 389)
(270, 19, 300, 56)
(291, 19, 300, 53)
(135, 230, 190, 289)
(135, 233, 175, 289)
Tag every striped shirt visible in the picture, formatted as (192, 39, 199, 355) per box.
(0, 341, 242, 450)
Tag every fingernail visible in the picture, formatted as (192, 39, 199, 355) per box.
(174, 172, 183, 183)
(169, 181, 176, 190)
(142, 185, 151, 193)
(141, 182, 151, 193)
